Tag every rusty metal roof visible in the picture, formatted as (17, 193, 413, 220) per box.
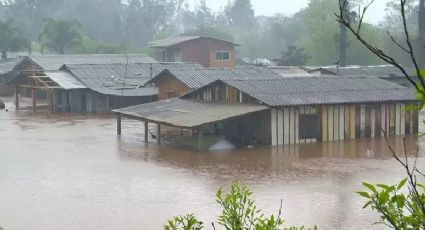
(199, 76, 417, 106)
(149, 66, 284, 89)
(113, 98, 268, 128)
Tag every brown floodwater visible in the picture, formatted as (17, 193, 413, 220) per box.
(0, 100, 424, 230)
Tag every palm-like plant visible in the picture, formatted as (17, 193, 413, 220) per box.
(38, 18, 82, 54)
(0, 19, 30, 59)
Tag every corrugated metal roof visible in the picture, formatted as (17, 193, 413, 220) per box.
(62, 62, 202, 97)
(309, 65, 415, 77)
(151, 66, 285, 89)
(149, 36, 240, 47)
(44, 71, 87, 90)
(113, 98, 268, 128)
(268, 66, 312, 77)
(0, 58, 21, 74)
(25, 54, 159, 70)
(206, 76, 416, 106)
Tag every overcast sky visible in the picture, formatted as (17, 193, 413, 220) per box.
(187, 0, 390, 24)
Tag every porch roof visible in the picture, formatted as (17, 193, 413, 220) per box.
(113, 98, 268, 129)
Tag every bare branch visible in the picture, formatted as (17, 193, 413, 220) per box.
(387, 31, 410, 54)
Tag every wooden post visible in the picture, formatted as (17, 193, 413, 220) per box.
(15, 86, 19, 110)
(32, 88, 37, 112)
(198, 128, 204, 151)
(157, 124, 161, 144)
(144, 121, 149, 143)
(117, 114, 121, 135)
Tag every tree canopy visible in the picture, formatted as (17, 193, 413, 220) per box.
(0, 19, 29, 59)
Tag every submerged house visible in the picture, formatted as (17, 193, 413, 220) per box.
(8, 54, 160, 112)
(146, 66, 284, 100)
(149, 36, 240, 67)
(115, 76, 417, 149)
(8, 54, 202, 112)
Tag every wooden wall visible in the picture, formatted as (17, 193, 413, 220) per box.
(154, 73, 191, 100)
(271, 103, 418, 146)
(191, 83, 260, 104)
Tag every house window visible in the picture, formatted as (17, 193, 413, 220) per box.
(299, 114, 320, 139)
(215, 51, 231, 61)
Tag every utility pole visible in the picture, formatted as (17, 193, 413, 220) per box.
(338, 0, 349, 67)
(419, 0, 425, 69)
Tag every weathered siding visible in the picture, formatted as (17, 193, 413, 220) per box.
(270, 102, 418, 146)
(154, 73, 191, 100)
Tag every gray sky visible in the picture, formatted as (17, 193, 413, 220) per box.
(187, 0, 390, 24)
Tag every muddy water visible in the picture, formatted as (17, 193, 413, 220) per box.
(0, 102, 424, 230)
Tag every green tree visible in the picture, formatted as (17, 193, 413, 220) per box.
(274, 45, 310, 66)
(164, 183, 316, 230)
(38, 18, 82, 54)
(0, 19, 29, 59)
(224, 0, 256, 30)
(304, 0, 382, 65)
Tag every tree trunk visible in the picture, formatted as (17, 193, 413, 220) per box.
(419, 0, 425, 69)
(339, 0, 348, 67)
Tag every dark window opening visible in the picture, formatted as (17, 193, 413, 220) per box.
(299, 114, 320, 139)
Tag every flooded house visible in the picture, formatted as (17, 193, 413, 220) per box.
(149, 36, 240, 67)
(6, 54, 204, 112)
(114, 76, 417, 150)
(145, 66, 283, 100)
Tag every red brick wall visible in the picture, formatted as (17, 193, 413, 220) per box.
(179, 38, 236, 68)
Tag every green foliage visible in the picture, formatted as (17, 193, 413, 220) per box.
(274, 45, 310, 66)
(0, 18, 30, 59)
(357, 180, 425, 229)
(303, 0, 383, 65)
(164, 182, 317, 230)
(38, 18, 82, 54)
(165, 214, 203, 230)
(73, 35, 128, 54)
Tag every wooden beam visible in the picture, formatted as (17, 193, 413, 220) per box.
(157, 124, 161, 144)
(32, 88, 36, 112)
(117, 114, 122, 135)
(144, 121, 149, 143)
(15, 86, 19, 110)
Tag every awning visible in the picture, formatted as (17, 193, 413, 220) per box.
(113, 98, 269, 129)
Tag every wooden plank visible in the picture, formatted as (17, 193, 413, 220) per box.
(300, 107, 306, 143)
(360, 105, 366, 138)
(328, 106, 334, 141)
(409, 109, 414, 134)
(339, 106, 344, 140)
(283, 108, 290, 145)
(144, 121, 149, 143)
(271, 109, 277, 146)
(381, 104, 386, 136)
(395, 103, 401, 135)
(390, 104, 395, 135)
(295, 108, 299, 144)
(350, 105, 356, 139)
(322, 106, 328, 142)
(400, 104, 405, 135)
(344, 106, 350, 139)
(334, 106, 339, 140)
(278, 109, 284, 145)
(289, 107, 295, 144)
(371, 109, 376, 138)
(117, 114, 122, 135)
(413, 109, 418, 134)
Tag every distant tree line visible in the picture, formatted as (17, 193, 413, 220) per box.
(0, 0, 422, 66)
